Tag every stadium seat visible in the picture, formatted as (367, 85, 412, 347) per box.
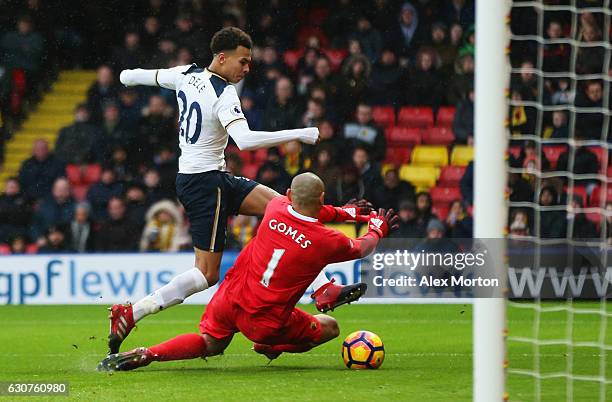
(0, 244, 10, 255)
(282, 49, 304, 71)
(328, 223, 356, 238)
(384, 147, 411, 166)
(588, 185, 612, 207)
(508, 146, 521, 161)
(608, 166, 612, 177)
(436, 106, 456, 127)
(253, 148, 268, 164)
(242, 163, 259, 180)
(450, 146, 474, 166)
(422, 126, 455, 145)
(66, 164, 83, 185)
(399, 165, 440, 189)
(586, 146, 608, 173)
(323, 49, 348, 71)
(26, 243, 38, 254)
(542, 145, 567, 170)
(83, 164, 101, 185)
(411, 145, 448, 167)
(385, 127, 421, 147)
(430, 186, 462, 206)
(372, 106, 395, 128)
(585, 212, 602, 230)
(565, 185, 587, 206)
(432, 205, 449, 221)
(72, 184, 89, 202)
(438, 166, 466, 187)
(397, 107, 434, 128)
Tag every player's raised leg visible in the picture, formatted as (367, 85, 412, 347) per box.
(253, 314, 340, 361)
(98, 333, 232, 371)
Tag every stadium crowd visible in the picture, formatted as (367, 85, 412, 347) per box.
(0, 0, 609, 254)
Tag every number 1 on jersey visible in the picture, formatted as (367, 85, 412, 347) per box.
(260, 249, 285, 287)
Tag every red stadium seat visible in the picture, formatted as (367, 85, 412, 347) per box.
(384, 147, 411, 166)
(430, 186, 462, 207)
(432, 205, 449, 221)
(566, 185, 587, 206)
(588, 185, 612, 207)
(397, 107, 434, 128)
(73, 184, 89, 202)
(436, 106, 456, 127)
(66, 164, 82, 185)
(422, 127, 455, 145)
(0, 244, 10, 255)
(508, 146, 521, 160)
(242, 163, 259, 180)
(322, 49, 348, 71)
(438, 166, 466, 187)
(282, 49, 304, 71)
(83, 164, 101, 185)
(385, 127, 421, 147)
(253, 148, 268, 164)
(542, 145, 567, 170)
(607, 166, 612, 177)
(372, 106, 395, 128)
(26, 244, 38, 254)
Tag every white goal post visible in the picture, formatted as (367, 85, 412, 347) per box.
(474, 1, 511, 401)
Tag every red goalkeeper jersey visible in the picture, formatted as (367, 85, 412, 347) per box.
(221, 196, 377, 326)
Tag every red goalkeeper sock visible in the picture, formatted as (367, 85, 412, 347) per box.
(149, 333, 207, 361)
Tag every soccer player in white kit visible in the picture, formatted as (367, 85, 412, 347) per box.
(107, 27, 369, 354)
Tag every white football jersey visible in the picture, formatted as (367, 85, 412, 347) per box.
(157, 64, 246, 174)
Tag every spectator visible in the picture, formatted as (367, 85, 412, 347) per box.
(262, 77, 300, 131)
(556, 146, 599, 177)
(54, 103, 103, 165)
(391, 200, 426, 238)
(569, 195, 599, 241)
(509, 89, 537, 136)
(148, 37, 177, 68)
(0, 177, 31, 242)
(153, 147, 178, 198)
(70, 202, 95, 253)
(372, 168, 415, 211)
(311, 146, 340, 192)
(140, 200, 189, 252)
(117, 87, 144, 131)
(38, 225, 74, 254)
(338, 54, 372, 119)
(282, 140, 310, 177)
(300, 98, 327, 128)
(509, 209, 531, 237)
(543, 20, 570, 72)
(574, 81, 605, 140)
(108, 145, 137, 183)
(168, 14, 210, 63)
(143, 168, 173, 206)
(385, 2, 422, 60)
(539, 186, 566, 238)
(416, 191, 437, 230)
(403, 47, 444, 107)
(511, 141, 550, 171)
(86, 65, 120, 123)
(427, 22, 457, 70)
(95, 197, 140, 252)
(509, 173, 534, 203)
(547, 110, 569, 139)
(452, 87, 474, 144)
(343, 103, 386, 161)
(445, 200, 473, 237)
(606, 202, 612, 245)
(327, 165, 365, 206)
(141, 16, 162, 56)
(442, 0, 475, 29)
(239, 89, 262, 131)
(550, 78, 573, 105)
(310, 56, 340, 102)
(458, 24, 475, 57)
(125, 182, 148, 230)
(135, 94, 175, 164)
(0, 16, 45, 101)
(576, 23, 605, 74)
(255, 149, 292, 195)
(110, 30, 146, 72)
(18, 139, 65, 201)
(460, 160, 474, 204)
(100, 101, 134, 159)
(352, 147, 383, 201)
(30, 177, 75, 242)
(417, 218, 460, 254)
(86, 166, 124, 221)
(348, 16, 383, 64)
(369, 48, 403, 105)
(8, 234, 28, 254)
(447, 53, 474, 105)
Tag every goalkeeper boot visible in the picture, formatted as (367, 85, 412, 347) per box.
(97, 347, 156, 372)
(108, 303, 135, 355)
(252, 343, 281, 361)
(311, 279, 367, 313)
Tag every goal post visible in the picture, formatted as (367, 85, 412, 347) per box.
(473, 0, 511, 401)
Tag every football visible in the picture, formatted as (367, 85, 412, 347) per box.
(341, 330, 385, 369)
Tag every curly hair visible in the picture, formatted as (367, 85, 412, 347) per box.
(210, 27, 252, 54)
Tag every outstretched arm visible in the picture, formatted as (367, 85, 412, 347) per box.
(226, 119, 319, 151)
(318, 199, 374, 223)
(119, 65, 191, 90)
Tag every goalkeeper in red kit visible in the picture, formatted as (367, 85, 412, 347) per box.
(98, 173, 398, 371)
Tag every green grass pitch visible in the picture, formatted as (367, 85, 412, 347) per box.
(0, 303, 610, 401)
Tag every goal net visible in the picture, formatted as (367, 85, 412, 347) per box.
(504, 1, 612, 401)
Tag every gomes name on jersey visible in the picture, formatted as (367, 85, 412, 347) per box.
(268, 219, 312, 249)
